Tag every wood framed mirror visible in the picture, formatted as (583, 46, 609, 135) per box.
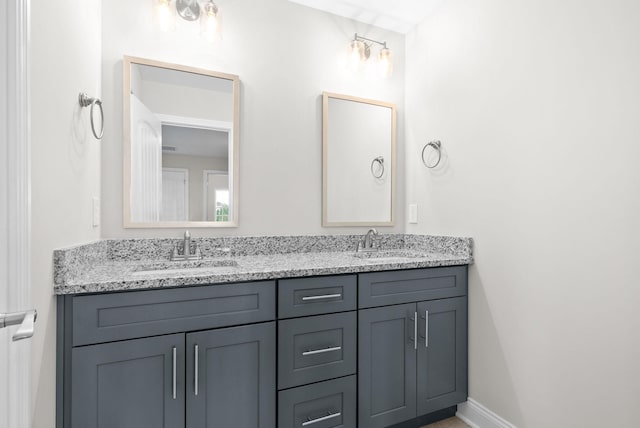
(123, 56, 239, 228)
(322, 92, 396, 226)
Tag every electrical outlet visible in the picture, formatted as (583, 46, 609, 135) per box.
(409, 204, 418, 224)
(92, 197, 100, 227)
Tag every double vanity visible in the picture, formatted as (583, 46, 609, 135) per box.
(55, 233, 472, 428)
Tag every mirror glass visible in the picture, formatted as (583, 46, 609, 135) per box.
(123, 56, 239, 227)
(323, 92, 396, 226)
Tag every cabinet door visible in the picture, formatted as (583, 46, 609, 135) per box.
(186, 322, 276, 428)
(358, 303, 417, 428)
(71, 334, 185, 428)
(417, 297, 468, 415)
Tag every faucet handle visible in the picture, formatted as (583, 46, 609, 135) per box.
(170, 244, 179, 260)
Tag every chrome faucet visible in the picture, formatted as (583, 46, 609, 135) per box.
(357, 228, 379, 252)
(184, 230, 192, 257)
(171, 230, 202, 261)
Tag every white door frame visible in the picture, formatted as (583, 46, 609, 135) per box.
(1, 1, 32, 428)
(202, 169, 229, 221)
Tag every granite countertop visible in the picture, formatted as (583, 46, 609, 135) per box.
(53, 234, 473, 295)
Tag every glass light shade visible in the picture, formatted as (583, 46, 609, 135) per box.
(154, 0, 176, 32)
(348, 40, 365, 71)
(201, 1, 219, 42)
(378, 47, 393, 78)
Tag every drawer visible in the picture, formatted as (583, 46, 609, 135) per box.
(278, 376, 356, 428)
(278, 275, 356, 319)
(278, 312, 356, 390)
(358, 266, 467, 309)
(72, 281, 275, 346)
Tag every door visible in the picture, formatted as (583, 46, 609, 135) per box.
(130, 94, 163, 222)
(358, 303, 417, 428)
(71, 334, 185, 428)
(1, 1, 32, 427)
(417, 297, 468, 415)
(186, 322, 276, 428)
(161, 167, 189, 221)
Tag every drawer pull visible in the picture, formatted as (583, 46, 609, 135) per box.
(301, 293, 342, 301)
(302, 411, 341, 426)
(302, 346, 342, 356)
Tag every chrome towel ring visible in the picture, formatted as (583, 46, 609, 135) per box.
(421, 140, 442, 168)
(371, 156, 385, 178)
(78, 92, 104, 140)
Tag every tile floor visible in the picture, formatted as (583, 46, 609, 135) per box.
(422, 416, 470, 428)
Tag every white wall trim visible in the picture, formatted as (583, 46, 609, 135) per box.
(457, 398, 517, 428)
(154, 113, 232, 132)
(2, 0, 32, 427)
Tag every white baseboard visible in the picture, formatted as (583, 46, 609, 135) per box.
(456, 398, 516, 428)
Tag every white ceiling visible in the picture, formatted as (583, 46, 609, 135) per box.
(162, 125, 229, 158)
(288, 0, 443, 34)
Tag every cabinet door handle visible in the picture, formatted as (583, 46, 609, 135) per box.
(172, 346, 177, 400)
(302, 346, 342, 356)
(425, 310, 429, 348)
(409, 312, 418, 350)
(301, 293, 341, 301)
(302, 411, 341, 426)
(194, 344, 199, 396)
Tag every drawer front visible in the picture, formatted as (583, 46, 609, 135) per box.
(278, 376, 356, 428)
(358, 266, 467, 308)
(72, 281, 275, 346)
(278, 312, 356, 390)
(278, 275, 356, 318)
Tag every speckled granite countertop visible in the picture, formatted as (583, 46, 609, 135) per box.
(53, 234, 473, 295)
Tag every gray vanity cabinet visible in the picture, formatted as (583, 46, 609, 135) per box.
(186, 323, 276, 428)
(59, 267, 468, 428)
(71, 334, 186, 428)
(58, 281, 276, 428)
(357, 267, 468, 428)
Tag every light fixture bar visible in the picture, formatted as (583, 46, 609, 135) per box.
(347, 32, 393, 77)
(353, 33, 387, 49)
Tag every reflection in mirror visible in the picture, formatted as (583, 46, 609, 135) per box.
(123, 56, 239, 227)
(322, 92, 396, 226)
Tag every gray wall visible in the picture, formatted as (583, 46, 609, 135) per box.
(405, 0, 640, 426)
(101, 0, 406, 238)
(30, 0, 102, 426)
(162, 154, 228, 221)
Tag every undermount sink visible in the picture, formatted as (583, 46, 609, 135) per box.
(131, 259, 238, 276)
(351, 250, 427, 262)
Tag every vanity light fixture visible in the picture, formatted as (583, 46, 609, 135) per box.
(153, 0, 221, 41)
(200, 0, 220, 42)
(154, 0, 176, 32)
(348, 33, 393, 78)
